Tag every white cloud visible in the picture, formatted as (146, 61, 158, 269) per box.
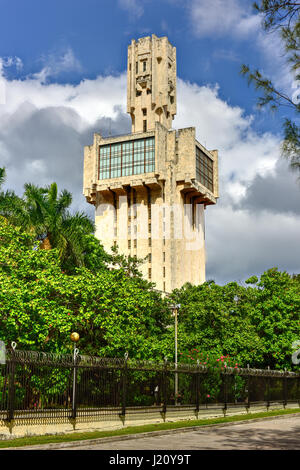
(188, 0, 295, 98)
(118, 0, 144, 18)
(0, 61, 299, 282)
(189, 0, 260, 39)
(174, 79, 279, 188)
(0, 64, 127, 129)
(33, 48, 82, 83)
(206, 205, 300, 282)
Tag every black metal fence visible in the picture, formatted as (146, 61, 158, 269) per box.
(0, 348, 299, 424)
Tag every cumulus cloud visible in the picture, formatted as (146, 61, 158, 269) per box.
(188, 0, 260, 39)
(187, 0, 295, 98)
(33, 48, 82, 83)
(206, 205, 300, 283)
(175, 80, 279, 190)
(118, 0, 144, 19)
(0, 59, 299, 283)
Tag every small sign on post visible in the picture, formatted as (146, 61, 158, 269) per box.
(0, 341, 6, 364)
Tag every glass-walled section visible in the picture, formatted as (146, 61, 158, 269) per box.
(99, 137, 155, 180)
(196, 146, 214, 193)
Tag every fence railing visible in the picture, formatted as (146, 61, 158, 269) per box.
(0, 348, 299, 424)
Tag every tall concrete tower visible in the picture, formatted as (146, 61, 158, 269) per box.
(83, 34, 219, 292)
(127, 35, 176, 132)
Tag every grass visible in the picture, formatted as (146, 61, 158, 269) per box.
(0, 407, 299, 449)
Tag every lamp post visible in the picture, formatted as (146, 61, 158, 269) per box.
(70, 332, 80, 419)
(171, 304, 181, 405)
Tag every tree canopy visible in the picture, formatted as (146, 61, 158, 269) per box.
(170, 270, 300, 370)
(0, 217, 171, 358)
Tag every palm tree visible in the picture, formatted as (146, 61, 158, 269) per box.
(20, 182, 95, 269)
(0, 167, 24, 223)
(1, 170, 98, 271)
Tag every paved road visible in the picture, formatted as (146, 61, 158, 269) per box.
(15, 415, 300, 450)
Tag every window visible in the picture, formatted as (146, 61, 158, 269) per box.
(148, 238, 152, 247)
(143, 120, 147, 132)
(99, 137, 155, 180)
(128, 240, 131, 249)
(136, 90, 142, 97)
(170, 96, 174, 104)
(163, 267, 166, 278)
(134, 239, 137, 248)
(143, 61, 146, 72)
(136, 62, 138, 73)
(148, 268, 152, 279)
(148, 253, 151, 262)
(142, 108, 147, 116)
(196, 146, 214, 193)
(163, 252, 165, 262)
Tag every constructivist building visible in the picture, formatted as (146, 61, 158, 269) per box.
(83, 34, 219, 292)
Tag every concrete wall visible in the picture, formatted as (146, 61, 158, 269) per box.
(0, 403, 298, 440)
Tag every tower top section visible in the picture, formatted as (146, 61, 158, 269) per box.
(127, 34, 177, 133)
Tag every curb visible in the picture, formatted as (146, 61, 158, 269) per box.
(4, 411, 300, 450)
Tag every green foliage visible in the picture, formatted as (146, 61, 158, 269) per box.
(0, 171, 103, 272)
(0, 214, 299, 369)
(0, 217, 170, 358)
(169, 270, 300, 370)
(241, 2, 300, 179)
(0, 167, 24, 224)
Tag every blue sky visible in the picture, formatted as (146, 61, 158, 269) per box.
(0, 0, 292, 133)
(0, 0, 299, 283)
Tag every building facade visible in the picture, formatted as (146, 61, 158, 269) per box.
(83, 34, 219, 292)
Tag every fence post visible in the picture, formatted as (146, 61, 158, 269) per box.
(283, 369, 287, 409)
(120, 352, 128, 423)
(246, 364, 251, 413)
(161, 357, 168, 419)
(195, 360, 200, 416)
(7, 342, 17, 423)
(71, 346, 79, 420)
(223, 364, 227, 417)
(266, 367, 270, 411)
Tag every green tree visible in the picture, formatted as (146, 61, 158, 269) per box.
(12, 181, 96, 271)
(245, 267, 300, 369)
(0, 167, 24, 224)
(0, 217, 170, 358)
(168, 271, 300, 370)
(167, 281, 263, 366)
(241, 1, 300, 180)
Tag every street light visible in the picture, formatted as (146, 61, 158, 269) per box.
(70, 332, 80, 419)
(170, 304, 181, 405)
